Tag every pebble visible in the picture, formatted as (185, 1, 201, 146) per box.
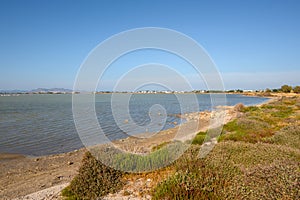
(68, 161, 74, 165)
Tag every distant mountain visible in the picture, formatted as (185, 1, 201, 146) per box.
(0, 88, 73, 94)
(29, 88, 73, 93)
(0, 89, 27, 93)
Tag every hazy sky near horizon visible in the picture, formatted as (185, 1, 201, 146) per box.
(0, 0, 299, 91)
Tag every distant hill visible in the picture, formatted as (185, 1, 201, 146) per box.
(0, 88, 73, 94)
(29, 88, 73, 93)
(0, 89, 27, 93)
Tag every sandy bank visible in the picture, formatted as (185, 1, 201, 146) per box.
(0, 149, 86, 199)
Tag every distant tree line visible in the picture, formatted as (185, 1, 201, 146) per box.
(265, 85, 300, 94)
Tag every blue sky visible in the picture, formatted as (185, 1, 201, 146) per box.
(0, 0, 299, 91)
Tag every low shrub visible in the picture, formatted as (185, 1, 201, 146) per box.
(152, 141, 300, 199)
(219, 97, 299, 143)
(153, 97, 300, 199)
(270, 107, 293, 118)
(233, 103, 245, 112)
(263, 125, 300, 150)
(61, 151, 125, 199)
(152, 145, 233, 200)
(152, 171, 222, 200)
(191, 132, 206, 145)
(241, 106, 259, 113)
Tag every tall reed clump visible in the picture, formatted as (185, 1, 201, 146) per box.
(112, 141, 187, 172)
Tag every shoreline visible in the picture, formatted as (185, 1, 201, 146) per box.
(0, 107, 239, 159)
(0, 106, 241, 199)
(0, 148, 87, 199)
(0, 92, 272, 158)
(0, 153, 25, 161)
(0, 94, 271, 159)
(0, 95, 277, 199)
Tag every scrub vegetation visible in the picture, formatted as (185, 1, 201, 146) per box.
(63, 96, 300, 199)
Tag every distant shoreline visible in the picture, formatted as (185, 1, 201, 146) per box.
(1, 91, 299, 98)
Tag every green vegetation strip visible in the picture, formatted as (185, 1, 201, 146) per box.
(63, 96, 300, 199)
(153, 96, 300, 199)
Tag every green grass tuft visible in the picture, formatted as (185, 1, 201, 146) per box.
(191, 132, 207, 145)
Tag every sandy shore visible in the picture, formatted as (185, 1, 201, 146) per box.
(1, 97, 270, 199)
(0, 149, 86, 199)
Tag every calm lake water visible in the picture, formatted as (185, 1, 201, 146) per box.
(0, 94, 268, 156)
